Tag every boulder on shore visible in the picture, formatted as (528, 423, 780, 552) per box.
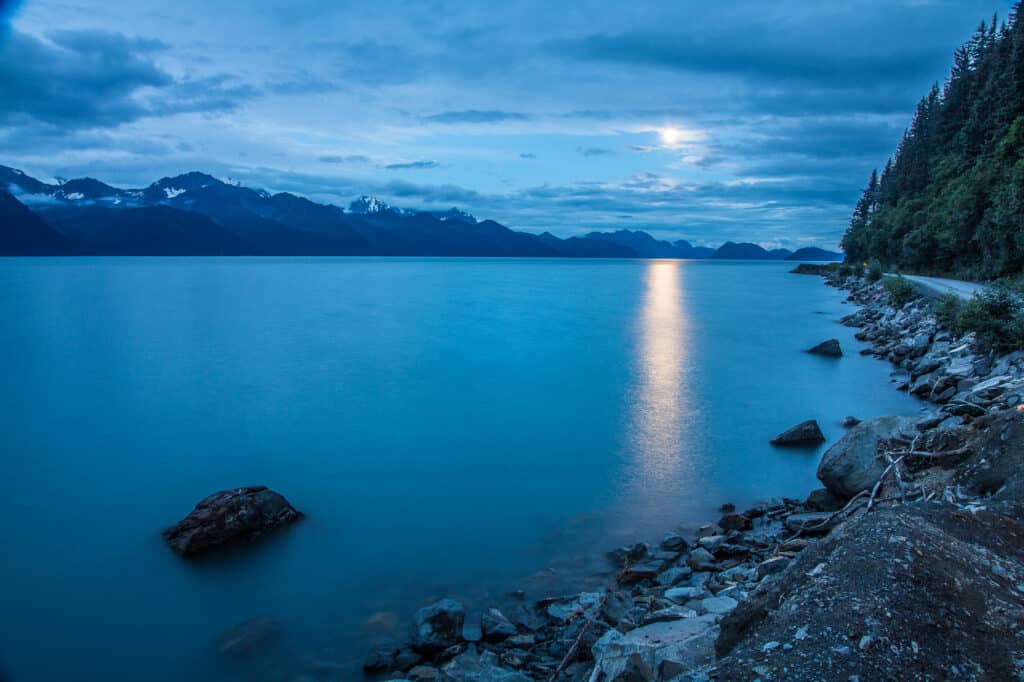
(807, 339, 842, 357)
(770, 420, 825, 446)
(816, 416, 913, 498)
(163, 486, 303, 557)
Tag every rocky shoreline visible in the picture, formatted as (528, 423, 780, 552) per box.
(357, 268, 1024, 682)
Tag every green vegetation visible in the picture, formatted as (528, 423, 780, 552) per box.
(952, 286, 1024, 353)
(883, 276, 917, 306)
(838, 262, 860, 278)
(866, 259, 883, 282)
(934, 292, 963, 328)
(842, 4, 1024, 280)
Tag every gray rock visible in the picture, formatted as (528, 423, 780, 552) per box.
(756, 556, 790, 580)
(841, 416, 861, 428)
(660, 533, 689, 552)
(441, 648, 531, 682)
(544, 592, 603, 623)
(665, 586, 706, 603)
(414, 599, 465, 653)
(783, 512, 837, 535)
(590, 616, 718, 680)
(163, 486, 303, 557)
(803, 487, 845, 512)
(618, 560, 665, 586)
(718, 513, 753, 531)
(700, 595, 739, 615)
(480, 608, 517, 643)
(770, 419, 826, 446)
(816, 416, 914, 498)
(807, 339, 842, 357)
(687, 548, 716, 571)
(656, 566, 693, 587)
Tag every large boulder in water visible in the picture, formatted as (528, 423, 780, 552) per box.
(163, 486, 303, 557)
(807, 338, 842, 357)
(816, 416, 914, 498)
(770, 420, 825, 446)
(414, 599, 466, 653)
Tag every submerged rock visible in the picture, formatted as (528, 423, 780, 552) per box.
(414, 599, 466, 653)
(216, 616, 279, 659)
(816, 416, 913, 498)
(770, 420, 826, 446)
(163, 486, 303, 557)
(807, 338, 842, 357)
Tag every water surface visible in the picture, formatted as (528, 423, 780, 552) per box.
(0, 258, 919, 681)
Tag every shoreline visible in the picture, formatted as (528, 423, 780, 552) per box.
(351, 268, 1024, 681)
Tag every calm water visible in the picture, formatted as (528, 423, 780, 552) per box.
(0, 258, 920, 681)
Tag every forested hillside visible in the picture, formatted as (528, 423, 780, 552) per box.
(842, 2, 1024, 280)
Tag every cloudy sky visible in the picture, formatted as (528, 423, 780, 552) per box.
(0, 0, 1013, 247)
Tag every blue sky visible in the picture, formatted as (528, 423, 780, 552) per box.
(0, 0, 1014, 247)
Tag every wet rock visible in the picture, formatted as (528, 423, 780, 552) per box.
(480, 608, 517, 643)
(770, 420, 826, 446)
(414, 599, 465, 653)
(608, 543, 649, 567)
(659, 533, 688, 552)
(718, 513, 753, 531)
(601, 591, 635, 626)
(840, 415, 861, 428)
(406, 665, 442, 681)
(441, 647, 531, 682)
(807, 339, 842, 357)
(610, 653, 654, 681)
(755, 556, 790, 580)
(816, 416, 914, 498)
(543, 592, 603, 623)
(617, 560, 664, 586)
(163, 486, 303, 557)
(216, 616, 278, 658)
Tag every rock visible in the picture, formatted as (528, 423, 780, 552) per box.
(590, 616, 718, 680)
(803, 487, 845, 512)
(697, 535, 726, 551)
(665, 586, 706, 603)
(480, 608, 517, 643)
(543, 592, 603, 623)
(659, 533, 689, 552)
(656, 566, 692, 587)
(718, 513, 753, 531)
(816, 416, 914, 498)
(406, 665, 443, 681)
(686, 548, 716, 571)
(696, 524, 718, 538)
(216, 616, 278, 658)
(840, 416, 861, 428)
(601, 592, 635, 626)
(755, 557, 790, 580)
(617, 560, 664, 586)
(610, 653, 654, 681)
(807, 339, 842, 357)
(658, 660, 686, 680)
(783, 512, 838, 536)
(700, 596, 739, 615)
(413, 599, 465, 653)
(441, 648, 531, 682)
(163, 486, 303, 557)
(971, 375, 1013, 400)
(608, 543, 649, 567)
(770, 420, 826, 446)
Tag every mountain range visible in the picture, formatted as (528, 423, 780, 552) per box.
(0, 166, 842, 261)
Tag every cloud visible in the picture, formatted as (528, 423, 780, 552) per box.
(0, 29, 256, 130)
(577, 146, 616, 157)
(384, 160, 439, 170)
(547, 31, 949, 88)
(318, 154, 371, 164)
(423, 109, 531, 124)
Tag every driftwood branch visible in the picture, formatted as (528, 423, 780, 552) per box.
(547, 594, 607, 681)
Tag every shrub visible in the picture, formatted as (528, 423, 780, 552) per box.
(883, 276, 916, 306)
(866, 259, 883, 282)
(953, 285, 1024, 354)
(934, 292, 962, 329)
(838, 262, 859, 278)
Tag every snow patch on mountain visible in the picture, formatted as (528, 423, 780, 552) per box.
(164, 187, 186, 199)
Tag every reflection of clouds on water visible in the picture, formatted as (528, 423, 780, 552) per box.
(616, 260, 697, 537)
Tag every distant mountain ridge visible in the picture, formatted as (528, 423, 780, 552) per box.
(0, 165, 843, 260)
